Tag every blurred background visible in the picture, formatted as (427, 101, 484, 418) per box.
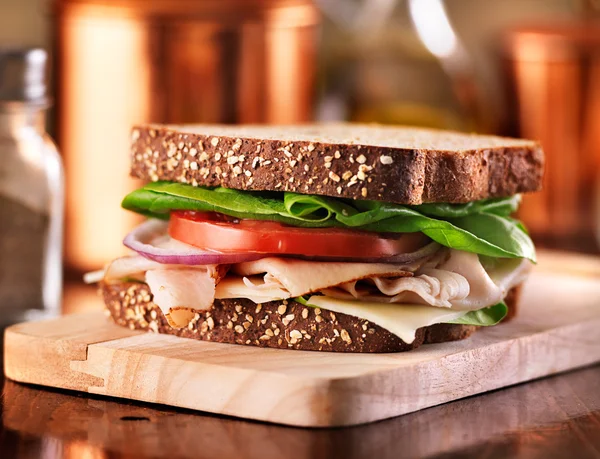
(1, 0, 599, 315)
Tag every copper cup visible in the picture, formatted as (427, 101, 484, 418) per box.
(55, 0, 320, 272)
(505, 22, 600, 253)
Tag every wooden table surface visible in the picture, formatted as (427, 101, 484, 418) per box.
(1, 250, 599, 459)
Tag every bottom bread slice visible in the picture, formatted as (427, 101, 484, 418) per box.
(101, 282, 522, 353)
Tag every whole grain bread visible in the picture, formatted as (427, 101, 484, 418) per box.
(130, 123, 544, 205)
(101, 281, 522, 353)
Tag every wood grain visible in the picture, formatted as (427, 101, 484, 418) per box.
(3, 313, 140, 392)
(2, 366, 599, 459)
(4, 267, 600, 427)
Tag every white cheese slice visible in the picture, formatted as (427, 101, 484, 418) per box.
(306, 296, 466, 344)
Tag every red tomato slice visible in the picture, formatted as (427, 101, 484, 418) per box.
(168, 211, 429, 260)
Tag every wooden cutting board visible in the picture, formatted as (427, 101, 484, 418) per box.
(4, 253, 600, 427)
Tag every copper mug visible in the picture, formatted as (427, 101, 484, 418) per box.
(55, 0, 320, 272)
(505, 22, 600, 253)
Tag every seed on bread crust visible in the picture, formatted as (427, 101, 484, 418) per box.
(129, 124, 544, 205)
(100, 281, 522, 353)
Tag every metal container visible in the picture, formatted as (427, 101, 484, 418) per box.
(0, 48, 64, 323)
(505, 22, 600, 252)
(55, 0, 320, 272)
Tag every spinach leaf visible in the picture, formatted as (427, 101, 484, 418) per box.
(294, 296, 311, 306)
(448, 214, 536, 261)
(413, 195, 521, 218)
(447, 302, 508, 326)
(121, 182, 535, 261)
(122, 182, 327, 226)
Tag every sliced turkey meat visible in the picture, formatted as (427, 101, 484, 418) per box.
(326, 268, 471, 308)
(100, 255, 227, 327)
(214, 256, 428, 301)
(324, 251, 531, 311)
(97, 247, 530, 324)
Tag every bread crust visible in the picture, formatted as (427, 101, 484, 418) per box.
(129, 124, 544, 205)
(101, 282, 522, 353)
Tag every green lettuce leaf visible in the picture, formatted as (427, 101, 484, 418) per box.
(121, 182, 535, 261)
(413, 195, 521, 218)
(447, 302, 508, 326)
(122, 183, 307, 225)
(294, 296, 312, 307)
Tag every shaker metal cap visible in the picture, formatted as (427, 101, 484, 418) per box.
(0, 48, 47, 102)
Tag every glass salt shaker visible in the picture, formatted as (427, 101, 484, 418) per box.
(0, 48, 64, 324)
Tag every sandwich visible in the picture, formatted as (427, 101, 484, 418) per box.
(87, 123, 544, 353)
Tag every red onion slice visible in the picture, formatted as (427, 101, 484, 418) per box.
(123, 219, 267, 265)
(123, 219, 442, 266)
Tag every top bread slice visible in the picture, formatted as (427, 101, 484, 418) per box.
(130, 123, 544, 205)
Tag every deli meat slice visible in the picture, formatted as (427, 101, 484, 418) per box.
(226, 257, 424, 297)
(326, 251, 531, 311)
(145, 268, 219, 327)
(99, 249, 530, 323)
(101, 255, 226, 328)
(329, 269, 471, 308)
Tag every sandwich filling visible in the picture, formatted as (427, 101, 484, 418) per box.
(92, 182, 535, 344)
